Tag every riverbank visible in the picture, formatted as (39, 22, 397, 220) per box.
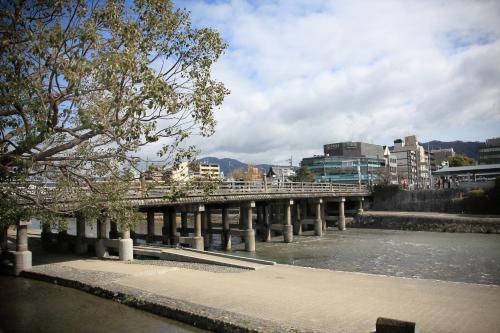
(351, 211, 500, 233)
(16, 251, 500, 333)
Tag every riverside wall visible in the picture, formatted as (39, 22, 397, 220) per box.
(350, 211, 500, 234)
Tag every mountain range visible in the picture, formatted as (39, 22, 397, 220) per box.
(199, 140, 485, 175)
(421, 140, 483, 160)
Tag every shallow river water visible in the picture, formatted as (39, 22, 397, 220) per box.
(226, 228, 500, 285)
(0, 276, 207, 333)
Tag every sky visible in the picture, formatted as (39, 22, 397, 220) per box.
(167, 0, 500, 165)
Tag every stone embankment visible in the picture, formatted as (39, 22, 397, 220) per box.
(351, 211, 500, 233)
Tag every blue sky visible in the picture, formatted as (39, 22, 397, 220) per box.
(162, 0, 500, 164)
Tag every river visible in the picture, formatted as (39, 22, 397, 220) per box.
(226, 229, 500, 285)
(0, 275, 207, 333)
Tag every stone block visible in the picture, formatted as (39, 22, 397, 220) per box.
(376, 317, 417, 333)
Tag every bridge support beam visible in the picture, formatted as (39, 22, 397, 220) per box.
(321, 202, 327, 232)
(338, 197, 346, 231)
(357, 197, 364, 214)
(147, 211, 155, 243)
(293, 202, 302, 236)
(263, 204, 271, 242)
(75, 213, 88, 255)
(192, 205, 204, 251)
(119, 228, 133, 261)
(14, 219, 31, 276)
(181, 212, 188, 237)
(96, 217, 109, 258)
(283, 200, 293, 243)
(314, 199, 323, 236)
(162, 209, 169, 245)
(222, 206, 231, 250)
(169, 207, 177, 245)
(243, 201, 255, 252)
(109, 220, 119, 239)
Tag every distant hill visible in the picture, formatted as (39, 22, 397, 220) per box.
(422, 141, 483, 161)
(197, 157, 277, 176)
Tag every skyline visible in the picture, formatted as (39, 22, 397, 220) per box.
(144, 0, 500, 165)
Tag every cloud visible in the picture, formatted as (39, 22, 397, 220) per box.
(162, 0, 500, 164)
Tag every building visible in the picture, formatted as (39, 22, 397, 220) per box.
(191, 163, 222, 179)
(267, 166, 296, 182)
(431, 148, 455, 169)
(391, 135, 430, 189)
(301, 141, 386, 184)
(324, 141, 384, 159)
(383, 146, 398, 185)
(479, 137, 500, 165)
(164, 162, 190, 182)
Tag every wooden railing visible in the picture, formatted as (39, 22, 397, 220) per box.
(128, 180, 369, 198)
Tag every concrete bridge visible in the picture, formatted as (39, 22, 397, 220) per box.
(6, 180, 370, 275)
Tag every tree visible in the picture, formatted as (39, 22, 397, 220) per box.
(448, 154, 476, 167)
(292, 166, 315, 182)
(0, 0, 228, 228)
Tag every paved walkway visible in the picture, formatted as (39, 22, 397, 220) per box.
(29, 257, 500, 333)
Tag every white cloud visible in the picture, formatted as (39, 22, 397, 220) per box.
(165, 0, 500, 164)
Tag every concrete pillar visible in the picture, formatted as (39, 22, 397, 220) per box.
(74, 214, 88, 255)
(283, 200, 293, 243)
(202, 210, 211, 249)
(222, 206, 231, 250)
(169, 207, 177, 246)
(109, 220, 119, 239)
(96, 216, 109, 258)
(321, 203, 327, 231)
(146, 211, 155, 243)
(256, 206, 263, 239)
(243, 201, 256, 252)
(181, 211, 188, 236)
(357, 197, 364, 214)
(40, 222, 51, 249)
(118, 228, 133, 261)
(239, 204, 246, 230)
(314, 199, 323, 236)
(263, 204, 271, 242)
(162, 209, 169, 245)
(14, 220, 32, 275)
(338, 197, 346, 231)
(294, 203, 302, 236)
(192, 205, 204, 250)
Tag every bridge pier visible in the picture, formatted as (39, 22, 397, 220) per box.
(169, 207, 178, 245)
(357, 197, 364, 214)
(96, 216, 109, 258)
(283, 200, 293, 243)
(314, 199, 323, 236)
(109, 220, 119, 239)
(243, 201, 255, 252)
(146, 211, 155, 243)
(321, 202, 327, 232)
(119, 228, 133, 261)
(295, 202, 303, 235)
(192, 205, 204, 251)
(338, 197, 346, 231)
(14, 219, 32, 276)
(181, 211, 188, 237)
(222, 206, 231, 250)
(162, 208, 169, 245)
(263, 204, 271, 242)
(74, 213, 88, 255)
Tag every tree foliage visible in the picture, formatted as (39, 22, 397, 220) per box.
(0, 0, 228, 227)
(448, 154, 476, 167)
(291, 165, 315, 182)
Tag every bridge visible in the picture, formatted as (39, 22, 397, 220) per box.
(6, 180, 370, 275)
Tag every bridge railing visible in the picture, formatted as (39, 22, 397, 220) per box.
(129, 180, 368, 198)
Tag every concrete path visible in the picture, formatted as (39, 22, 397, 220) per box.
(133, 245, 273, 270)
(33, 258, 500, 333)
